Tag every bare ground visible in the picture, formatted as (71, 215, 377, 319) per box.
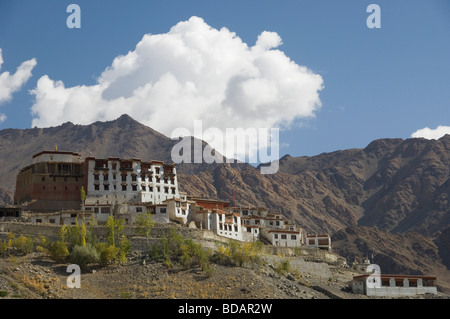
(1, 252, 448, 300)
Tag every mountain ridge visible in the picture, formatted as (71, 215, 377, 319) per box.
(0, 115, 449, 292)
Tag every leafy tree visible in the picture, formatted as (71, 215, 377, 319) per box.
(134, 211, 155, 237)
(49, 241, 69, 263)
(97, 243, 119, 266)
(13, 235, 34, 255)
(105, 215, 124, 247)
(7, 232, 15, 248)
(117, 237, 131, 264)
(80, 223, 87, 246)
(80, 186, 86, 204)
(0, 240, 8, 255)
(58, 225, 68, 244)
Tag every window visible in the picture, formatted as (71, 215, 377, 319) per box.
(281, 235, 287, 239)
(172, 188, 176, 195)
(112, 163, 117, 170)
(132, 185, 137, 191)
(155, 167, 160, 174)
(164, 187, 168, 194)
(132, 175, 137, 182)
(291, 235, 297, 240)
(160, 208, 167, 214)
(149, 186, 153, 192)
(141, 174, 146, 181)
(246, 227, 251, 233)
(94, 184, 100, 191)
(122, 185, 127, 191)
(71, 214, 77, 218)
(65, 186, 68, 191)
(36, 219, 42, 223)
(104, 184, 109, 191)
(94, 174, 100, 181)
(164, 178, 168, 184)
(142, 185, 146, 192)
(42, 177, 45, 182)
(49, 219, 55, 224)
(274, 234, 278, 239)
(103, 173, 108, 181)
(156, 177, 160, 183)
(121, 174, 127, 182)
(136, 207, 143, 213)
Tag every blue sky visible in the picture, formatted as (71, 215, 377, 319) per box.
(0, 0, 449, 159)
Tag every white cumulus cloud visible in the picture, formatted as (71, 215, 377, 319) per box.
(0, 48, 37, 104)
(411, 125, 450, 140)
(30, 16, 324, 160)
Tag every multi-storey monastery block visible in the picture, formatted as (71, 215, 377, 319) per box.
(15, 150, 84, 211)
(13, 150, 330, 249)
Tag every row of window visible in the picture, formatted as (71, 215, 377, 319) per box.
(95, 162, 169, 174)
(93, 173, 175, 184)
(93, 184, 176, 194)
(41, 176, 79, 182)
(275, 234, 297, 240)
(42, 185, 79, 191)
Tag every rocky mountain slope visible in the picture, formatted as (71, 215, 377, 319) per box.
(0, 115, 448, 292)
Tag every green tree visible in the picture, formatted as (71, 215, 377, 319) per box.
(97, 243, 119, 266)
(105, 215, 124, 247)
(49, 241, 69, 263)
(58, 224, 68, 244)
(134, 211, 155, 237)
(6, 232, 15, 248)
(13, 235, 34, 255)
(80, 186, 86, 204)
(80, 223, 87, 246)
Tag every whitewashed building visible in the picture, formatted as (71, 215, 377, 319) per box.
(82, 156, 179, 224)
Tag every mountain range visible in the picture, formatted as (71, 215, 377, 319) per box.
(0, 114, 449, 293)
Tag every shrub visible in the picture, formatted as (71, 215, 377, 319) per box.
(97, 243, 119, 266)
(0, 240, 7, 255)
(215, 240, 264, 267)
(49, 241, 69, 263)
(155, 228, 213, 274)
(13, 235, 35, 255)
(69, 243, 100, 269)
(274, 259, 291, 275)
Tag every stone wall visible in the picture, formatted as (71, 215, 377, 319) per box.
(0, 221, 227, 250)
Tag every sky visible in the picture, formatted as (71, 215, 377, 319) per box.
(0, 0, 449, 163)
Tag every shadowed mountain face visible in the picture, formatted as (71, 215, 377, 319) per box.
(0, 115, 449, 291)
